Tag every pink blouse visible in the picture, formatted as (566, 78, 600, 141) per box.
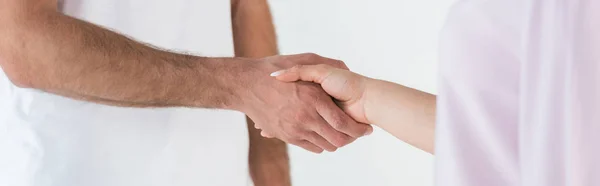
(436, 0, 600, 185)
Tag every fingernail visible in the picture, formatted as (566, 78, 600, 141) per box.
(270, 70, 286, 77)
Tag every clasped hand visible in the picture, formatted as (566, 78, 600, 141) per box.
(240, 53, 371, 153)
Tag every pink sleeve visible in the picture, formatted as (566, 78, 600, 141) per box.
(519, 0, 600, 185)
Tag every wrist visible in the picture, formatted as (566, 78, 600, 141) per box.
(211, 57, 261, 111)
(185, 57, 255, 110)
(362, 77, 383, 125)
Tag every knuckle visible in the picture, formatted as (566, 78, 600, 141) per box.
(319, 58, 344, 69)
(306, 53, 320, 58)
(335, 60, 347, 67)
(331, 116, 348, 130)
(290, 64, 304, 72)
(279, 135, 295, 143)
(306, 87, 323, 98)
(292, 125, 306, 135)
(285, 126, 305, 139)
(307, 132, 321, 142)
(292, 112, 309, 125)
(278, 125, 294, 140)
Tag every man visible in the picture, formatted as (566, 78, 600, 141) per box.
(0, 0, 372, 186)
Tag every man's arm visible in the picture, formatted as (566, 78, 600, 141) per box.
(0, 0, 243, 108)
(231, 0, 290, 185)
(0, 0, 372, 154)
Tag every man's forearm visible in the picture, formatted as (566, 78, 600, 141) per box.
(247, 118, 291, 186)
(364, 79, 436, 154)
(0, 6, 246, 109)
(231, 0, 291, 185)
(231, 0, 278, 58)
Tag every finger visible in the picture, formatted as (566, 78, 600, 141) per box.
(288, 53, 349, 70)
(334, 60, 350, 70)
(317, 98, 374, 138)
(304, 131, 338, 152)
(290, 140, 324, 154)
(361, 123, 374, 136)
(311, 114, 355, 148)
(260, 131, 273, 138)
(320, 59, 349, 70)
(271, 64, 334, 84)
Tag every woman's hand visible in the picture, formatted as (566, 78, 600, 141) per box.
(272, 64, 437, 154)
(271, 64, 371, 124)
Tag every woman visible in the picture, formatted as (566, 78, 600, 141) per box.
(270, 0, 600, 185)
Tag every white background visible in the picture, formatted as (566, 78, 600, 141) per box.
(269, 0, 455, 185)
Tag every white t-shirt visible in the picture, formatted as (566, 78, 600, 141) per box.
(0, 1, 249, 186)
(436, 0, 600, 185)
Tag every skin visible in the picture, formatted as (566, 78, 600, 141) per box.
(273, 64, 436, 154)
(231, 0, 288, 185)
(0, 0, 373, 183)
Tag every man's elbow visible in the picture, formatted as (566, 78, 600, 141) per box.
(0, 60, 34, 89)
(0, 37, 35, 88)
(7, 72, 34, 89)
(0, 35, 32, 89)
(0, 3, 56, 89)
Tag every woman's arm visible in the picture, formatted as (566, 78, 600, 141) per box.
(273, 64, 435, 154)
(363, 78, 435, 153)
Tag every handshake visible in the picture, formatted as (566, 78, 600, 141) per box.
(234, 53, 374, 153)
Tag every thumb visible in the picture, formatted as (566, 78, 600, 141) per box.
(270, 64, 334, 84)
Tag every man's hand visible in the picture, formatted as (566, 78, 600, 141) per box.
(235, 53, 373, 153)
(271, 64, 371, 124)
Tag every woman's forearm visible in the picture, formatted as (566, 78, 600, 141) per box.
(363, 78, 436, 154)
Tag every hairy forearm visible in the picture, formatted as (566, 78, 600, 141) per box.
(0, 7, 245, 109)
(364, 78, 436, 154)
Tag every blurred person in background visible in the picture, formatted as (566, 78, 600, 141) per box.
(271, 0, 600, 185)
(0, 0, 373, 186)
